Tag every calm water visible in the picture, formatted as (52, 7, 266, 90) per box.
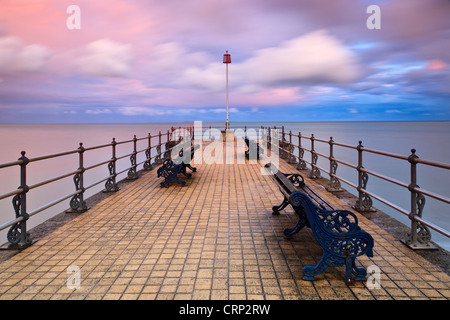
(0, 121, 449, 250)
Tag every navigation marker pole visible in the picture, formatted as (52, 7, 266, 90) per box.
(223, 50, 231, 130)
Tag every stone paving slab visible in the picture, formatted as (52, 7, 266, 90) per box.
(0, 142, 449, 300)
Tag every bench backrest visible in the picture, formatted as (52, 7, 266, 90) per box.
(289, 190, 374, 258)
(274, 171, 298, 196)
(264, 163, 334, 210)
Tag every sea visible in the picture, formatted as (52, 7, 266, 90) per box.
(0, 121, 449, 251)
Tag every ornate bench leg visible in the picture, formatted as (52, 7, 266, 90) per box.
(186, 164, 197, 172)
(303, 252, 337, 281)
(160, 179, 170, 188)
(346, 256, 367, 283)
(284, 213, 308, 238)
(176, 176, 186, 186)
(272, 196, 289, 215)
(180, 166, 192, 178)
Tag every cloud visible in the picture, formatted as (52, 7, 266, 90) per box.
(85, 108, 113, 115)
(0, 36, 50, 74)
(427, 60, 447, 71)
(75, 39, 133, 77)
(159, 30, 361, 97)
(239, 30, 361, 86)
(173, 30, 361, 93)
(0, 0, 448, 122)
(118, 106, 173, 116)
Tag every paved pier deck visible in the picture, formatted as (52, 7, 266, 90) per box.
(0, 141, 449, 300)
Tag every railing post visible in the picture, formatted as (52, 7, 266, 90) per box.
(404, 149, 435, 249)
(261, 127, 266, 151)
(296, 132, 307, 170)
(68, 143, 88, 213)
(288, 131, 296, 164)
(164, 129, 174, 160)
(104, 138, 119, 192)
(279, 128, 288, 159)
(327, 137, 342, 192)
(7, 151, 32, 248)
(353, 141, 374, 212)
(143, 133, 153, 170)
(308, 134, 320, 179)
(127, 135, 138, 180)
(155, 131, 162, 164)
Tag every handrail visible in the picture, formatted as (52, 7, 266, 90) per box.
(0, 125, 195, 247)
(263, 125, 450, 250)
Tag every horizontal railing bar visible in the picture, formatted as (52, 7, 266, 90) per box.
(333, 142, 358, 150)
(116, 153, 133, 161)
(314, 138, 329, 144)
(85, 159, 111, 171)
(84, 175, 112, 190)
(331, 174, 358, 190)
(28, 189, 82, 218)
(413, 215, 450, 238)
(28, 149, 79, 162)
(334, 158, 358, 170)
(413, 186, 450, 205)
(116, 167, 130, 176)
(300, 158, 312, 166)
(360, 187, 410, 216)
(136, 147, 150, 154)
(301, 147, 312, 153)
(360, 147, 409, 161)
(136, 159, 149, 167)
(84, 143, 112, 151)
(0, 216, 23, 232)
(0, 188, 23, 201)
(317, 166, 330, 176)
(28, 169, 82, 190)
(415, 158, 450, 170)
(115, 139, 135, 145)
(315, 151, 328, 159)
(360, 167, 409, 189)
(0, 159, 23, 169)
(360, 187, 450, 238)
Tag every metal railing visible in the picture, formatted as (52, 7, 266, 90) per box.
(0, 126, 194, 248)
(2, 123, 448, 251)
(261, 125, 450, 250)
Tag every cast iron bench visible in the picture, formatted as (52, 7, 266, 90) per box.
(264, 163, 374, 283)
(244, 137, 264, 160)
(157, 144, 199, 187)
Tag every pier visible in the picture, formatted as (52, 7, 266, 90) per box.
(0, 128, 449, 300)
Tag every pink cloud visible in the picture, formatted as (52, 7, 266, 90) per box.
(427, 60, 447, 71)
(233, 87, 304, 107)
(74, 39, 133, 77)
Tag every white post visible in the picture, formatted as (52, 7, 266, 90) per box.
(226, 62, 229, 130)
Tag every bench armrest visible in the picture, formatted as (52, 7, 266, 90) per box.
(283, 173, 305, 188)
(316, 208, 359, 234)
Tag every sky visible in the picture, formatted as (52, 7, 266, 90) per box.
(0, 0, 449, 123)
